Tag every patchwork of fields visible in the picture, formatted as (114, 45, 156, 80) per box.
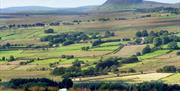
(0, 11, 180, 84)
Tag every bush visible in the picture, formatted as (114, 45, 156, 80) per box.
(168, 42, 179, 50)
(136, 52, 141, 56)
(61, 55, 74, 59)
(8, 56, 15, 62)
(51, 67, 66, 76)
(142, 45, 151, 54)
(96, 57, 119, 70)
(44, 29, 54, 33)
(127, 68, 136, 73)
(176, 51, 180, 56)
(121, 56, 139, 64)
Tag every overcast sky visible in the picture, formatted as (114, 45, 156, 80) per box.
(0, 0, 180, 8)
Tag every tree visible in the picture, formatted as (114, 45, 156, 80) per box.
(153, 37, 162, 47)
(161, 36, 170, 44)
(51, 67, 66, 76)
(142, 30, 148, 37)
(92, 39, 102, 46)
(62, 78, 73, 89)
(1, 56, 6, 61)
(72, 59, 84, 67)
(136, 31, 142, 37)
(168, 42, 179, 50)
(9, 56, 15, 62)
(81, 46, 90, 51)
(142, 45, 151, 54)
(104, 31, 114, 37)
(82, 67, 96, 76)
(135, 38, 142, 44)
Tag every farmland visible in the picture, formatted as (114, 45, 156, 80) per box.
(0, 6, 180, 89)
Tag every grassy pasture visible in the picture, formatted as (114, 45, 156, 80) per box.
(121, 51, 180, 72)
(101, 73, 173, 83)
(0, 70, 60, 81)
(90, 46, 119, 51)
(138, 50, 171, 60)
(162, 73, 180, 84)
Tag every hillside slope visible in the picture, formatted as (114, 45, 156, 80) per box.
(97, 0, 175, 12)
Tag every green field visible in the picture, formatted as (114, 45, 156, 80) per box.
(162, 73, 180, 84)
(138, 50, 171, 60)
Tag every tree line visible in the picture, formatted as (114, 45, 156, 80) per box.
(51, 56, 139, 78)
(73, 81, 180, 91)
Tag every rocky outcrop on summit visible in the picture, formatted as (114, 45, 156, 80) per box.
(104, 0, 143, 5)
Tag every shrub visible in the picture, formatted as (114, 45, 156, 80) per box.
(157, 65, 177, 73)
(128, 68, 136, 73)
(8, 56, 15, 62)
(142, 45, 151, 54)
(121, 56, 139, 64)
(44, 28, 54, 33)
(168, 42, 179, 50)
(177, 51, 180, 56)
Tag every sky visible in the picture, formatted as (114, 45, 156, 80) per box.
(0, 0, 180, 8)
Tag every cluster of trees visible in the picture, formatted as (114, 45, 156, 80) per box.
(136, 30, 180, 49)
(0, 78, 73, 90)
(41, 32, 90, 46)
(7, 23, 45, 29)
(136, 30, 149, 37)
(51, 56, 139, 78)
(92, 39, 120, 47)
(73, 20, 82, 24)
(73, 81, 180, 91)
(0, 43, 11, 49)
(19, 60, 34, 65)
(41, 31, 115, 46)
(157, 65, 179, 73)
(0, 56, 15, 62)
(104, 31, 115, 37)
(81, 46, 90, 51)
(141, 45, 152, 55)
(61, 55, 74, 59)
(99, 18, 110, 22)
(1, 22, 61, 30)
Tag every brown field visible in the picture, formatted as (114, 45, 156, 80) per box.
(109, 45, 146, 57)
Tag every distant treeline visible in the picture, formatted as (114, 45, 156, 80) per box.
(0, 22, 60, 30)
(73, 81, 180, 91)
(136, 7, 180, 14)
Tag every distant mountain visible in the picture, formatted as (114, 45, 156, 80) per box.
(0, 6, 58, 13)
(0, 6, 97, 15)
(0, 0, 179, 14)
(97, 0, 179, 12)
